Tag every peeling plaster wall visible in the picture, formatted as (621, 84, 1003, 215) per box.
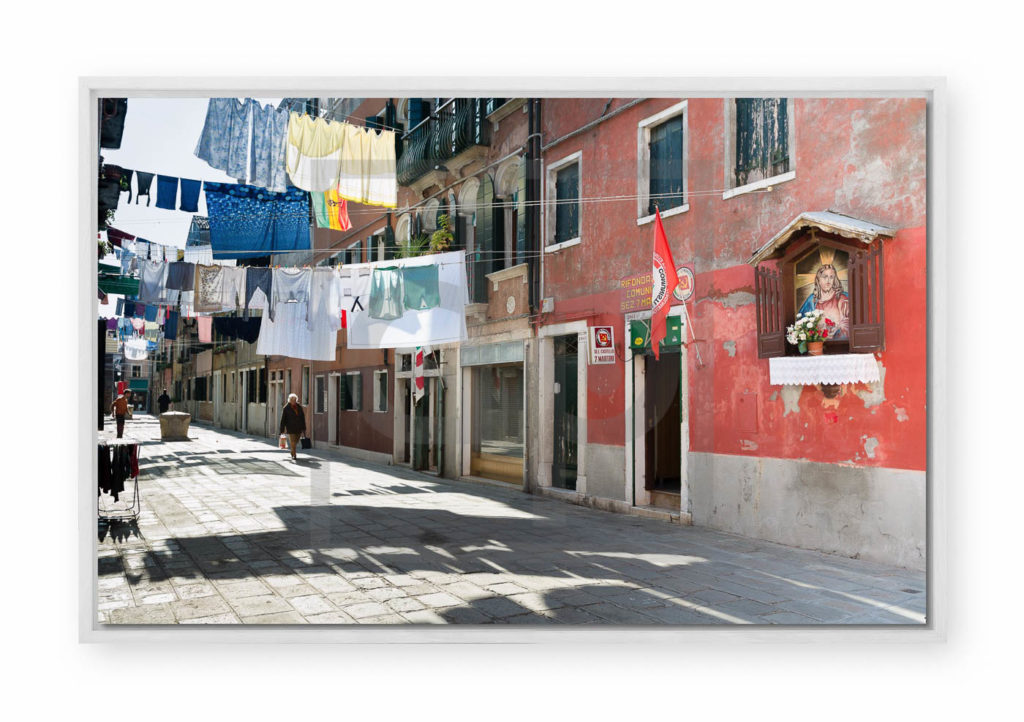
(537, 97, 928, 526)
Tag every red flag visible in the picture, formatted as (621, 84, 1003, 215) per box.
(650, 209, 681, 360)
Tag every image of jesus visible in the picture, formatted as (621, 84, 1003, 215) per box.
(798, 263, 850, 339)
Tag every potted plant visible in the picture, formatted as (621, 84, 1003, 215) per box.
(786, 309, 836, 356)
(429, 214, 454, 253)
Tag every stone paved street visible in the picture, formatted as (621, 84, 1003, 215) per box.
(96, 415, 927, 625)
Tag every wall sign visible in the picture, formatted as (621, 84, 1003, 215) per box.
(673, 264, 695, 302)
(589, 326, 616, 365)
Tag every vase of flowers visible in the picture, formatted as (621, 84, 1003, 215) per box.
(786, 309, 835, 355)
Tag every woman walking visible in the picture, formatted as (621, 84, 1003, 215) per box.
(279, 393, 307, 461)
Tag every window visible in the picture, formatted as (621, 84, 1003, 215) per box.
(637, 101, 687, 223)
(314, 375, 326, 414)
(725, 98, 794, 198)
(545, 152, 581, 251)
(373, 370, 388, 412)
(341, 371, 362, 411)
(301, 367, 309, 405)
(346, 240, 363, 265)
(131, 365, 141, 378)
(636, 103, 688, 222)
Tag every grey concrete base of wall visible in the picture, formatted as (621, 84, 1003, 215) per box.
(688, 452, 926, 570)
(317, 443, 393, 467)
(534, 486, 690, 525)
(584, 443, 627, 501)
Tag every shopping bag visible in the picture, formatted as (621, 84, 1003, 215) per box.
(300, 436, 312, 450)
(279, 434, 288, 449)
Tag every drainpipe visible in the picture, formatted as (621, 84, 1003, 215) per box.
(526, 98, 542, 314)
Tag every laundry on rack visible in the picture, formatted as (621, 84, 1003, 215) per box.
(194, 98, 253, 179)
(136, 171, 155, 206)
(124, 337, 149, 361)
(98, 443, 136, 503)
(251, 101, 290, 192)
(156, 175, 179, 210)
(204, 181, 311, 259)
(256, 300, 337, 361)
(179, 178, 202, 213)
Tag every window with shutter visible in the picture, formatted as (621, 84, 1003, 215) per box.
(648, 115, 684, 215)
(554, 162, 580, 244)
(472, 175, 494, 303)
(733, 98, 791, 189)
(516, 158, 527, 263)
(754, 263, 786, 358)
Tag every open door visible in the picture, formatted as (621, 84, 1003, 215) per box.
(643, 350, 681, 507)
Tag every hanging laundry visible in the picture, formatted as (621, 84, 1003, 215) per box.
(133, 303, 146, 319)
(105, 317, 118, 331)
(144, 305, 158, 322)
(135, 240, 150, 260)
(256, 300, 337, 361)
(337, 267, 372, 319)
(251, 101, 290, 192)
(144, 321, 160, 342)
(118, 317, 134, 340)
(194, 98, 253, 179)
(156, 306, 166, 325)
(120, 249, 137, 275)
(123, 300, 136, 317)
(115, 299, 124, 316)
(124, 338, 149, 361)
(368, 267, 404, 321)
(165, 262, 195, 292)
(270, 267, 312, 321)
(98, 274, 140, 297)
(149, 242, 163, 261)
(135, 171, 155, 206)
(285, 112, 347, 192)
(337, 123, 398, 208)
(311, 191, 353, 231)
(106, 227, 135, 248)
(204, 182, 311, 259)
(345, 250, 469, 350)
(402, 264, 441, 311)
(137, 260, 167, 305)
(179, 178, 202, 213)
(184, 215, 213, 265)
(99, 98, 128, 150)
(193, 264, 237, 313)
(244, 267, 273, 315)
(121, 169, 135, 204)
(156, 175, 179, 210)
(308, 267, 344, 331)
(163, 311, 179, 341)
(131, 317, 145, 332)
(197, 316, 213, 343)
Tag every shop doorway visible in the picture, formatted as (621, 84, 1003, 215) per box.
(643, 349, 682, 507)
(410, 377, 441, 472)
(552, 335, 578, 490)
(469, 364, 524, 484)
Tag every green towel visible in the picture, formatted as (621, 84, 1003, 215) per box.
(368, 267, 404, 320)
(402, 265, 440, 311)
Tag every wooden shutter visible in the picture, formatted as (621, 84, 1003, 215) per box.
(848, 242, 885, 353)
(754, 263, 786, 358)
(516, 157, 527, 263)
(473, 175, 494, 302)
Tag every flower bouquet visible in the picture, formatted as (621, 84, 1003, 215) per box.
(786, 309, 836, 355)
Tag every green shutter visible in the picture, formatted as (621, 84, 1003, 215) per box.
(473, 174, 494, 302)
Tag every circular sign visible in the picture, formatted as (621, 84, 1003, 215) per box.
(673, 266, 695, 302)
(506, 296, 516, 314)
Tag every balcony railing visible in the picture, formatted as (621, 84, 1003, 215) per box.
(398, 99, 495, 186)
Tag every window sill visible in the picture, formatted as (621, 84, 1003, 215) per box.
(723, 170, 796, 200)
(545, 237, 581, 253)
(636, 203, 689, 226)
(768, 353, 880, 386)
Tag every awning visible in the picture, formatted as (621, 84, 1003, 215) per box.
(98, 274, 140, 296)
(747, 211, 896, 266)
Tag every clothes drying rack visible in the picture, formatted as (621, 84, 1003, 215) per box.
(97, 439, 141, 523)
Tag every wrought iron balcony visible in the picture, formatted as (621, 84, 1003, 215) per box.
(398, 99, 497, 186)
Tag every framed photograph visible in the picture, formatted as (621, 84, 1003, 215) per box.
(81, 79, 944, 643)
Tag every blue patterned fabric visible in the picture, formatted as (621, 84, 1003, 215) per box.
(204, 182, 311, 259)
(251, 102, 290, 192)
(194, 98, 253, 179)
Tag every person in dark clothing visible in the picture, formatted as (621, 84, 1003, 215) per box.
(110, 391, 132, 439)
(279, 393, 307, 461)
(157, 389, 171, 414)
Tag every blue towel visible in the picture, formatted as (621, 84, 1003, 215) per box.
(156, 175, 179, 210)
(179, 178, 202, 212)
(163, 311, 179, 341)
(144, 305, 158, 322)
